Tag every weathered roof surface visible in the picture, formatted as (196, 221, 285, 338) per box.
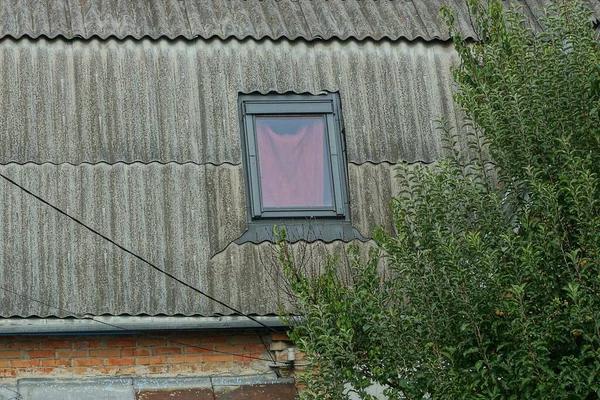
(5, 0, 595, 318)
(0, 161, 394, 318)
(0, 162, 368, 317)
(0, 38, 460, 165)
(0, 36, 466, 318)
(1, 0, 597, 42)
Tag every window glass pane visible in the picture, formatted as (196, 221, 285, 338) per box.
(255, 116, 333, 209)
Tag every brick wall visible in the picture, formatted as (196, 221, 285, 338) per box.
(0, 330, 291, 379)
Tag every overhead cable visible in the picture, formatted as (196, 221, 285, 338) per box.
(0, 172, 278, 333)
(0, 285, 273, 362)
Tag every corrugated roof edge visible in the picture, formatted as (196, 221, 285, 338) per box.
(1, 313, 285, 317)
(0, 32, 447, 42)
(0, 315, 288, 335)
(1, 20, 596, 42)
(0, 161, 241, 167)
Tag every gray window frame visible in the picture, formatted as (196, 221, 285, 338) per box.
(239, 93, 350, 222)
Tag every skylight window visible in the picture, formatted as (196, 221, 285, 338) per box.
(239, 93, 348, 221)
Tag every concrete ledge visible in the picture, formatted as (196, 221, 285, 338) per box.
(14, 378, 136, 400)
(133, 377, 212, 390)
(2, 376, 296, 400)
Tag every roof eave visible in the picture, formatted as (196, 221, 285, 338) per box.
(0, 315, 287, 335)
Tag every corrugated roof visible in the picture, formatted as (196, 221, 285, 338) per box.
(0, 161, 396, 318)
(0, 0, 596, 42)
(0, 37, 469, 317)
(0, 163, 241, 317)
(0, 38, 461, 165)
(5, 0, 594, 317)
(0, 162, 366, 317)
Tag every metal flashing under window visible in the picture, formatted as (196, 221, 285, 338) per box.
(234, 219, 366, 244)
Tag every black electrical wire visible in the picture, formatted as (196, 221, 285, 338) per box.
(0, 172, 278, 333)
(0, 384, 22, 400)
(0, 285, 274, 362)
(256, 329, 276, 363)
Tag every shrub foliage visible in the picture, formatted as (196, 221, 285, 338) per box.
(277, 1, 600, 399)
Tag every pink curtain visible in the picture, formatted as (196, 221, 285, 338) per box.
(256, 118, 331, 208)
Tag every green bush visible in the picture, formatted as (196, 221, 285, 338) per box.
(277, 1, 600, 399)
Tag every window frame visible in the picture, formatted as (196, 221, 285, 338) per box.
(239, 93, 349, 222)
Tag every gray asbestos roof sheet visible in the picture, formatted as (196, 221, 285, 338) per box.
(0, 0, 447, 41)
(4, 0, 595, 317)
(1, 0, 597, 42)
(0, 37, 470, 317)
(0, 38, 461, 165)
(0, 161, 397, 317)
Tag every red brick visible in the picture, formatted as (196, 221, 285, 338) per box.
(168, 356, 201, 364)
(0, 360, 9, 367)
(244, 344, 270, 353)
(9, 341, 41, 349)
(270, 333, 290, 342)
(56, 349, 88, 358)
(41, 359, 71, 367)
(106, 357, 136, 366)
(137, 339, 166, 347)
(215, 344, 247, 353)
(74, 367, 94, 375)
(118, 366, 138, 375)
(0, 368, 17, 377)
(89, 349, 120, 357)
(121, 348, 150, 357)
(166, 339, 195, 348)
(183, 345, 213, 354)
(198, 336, 227, 344)
(228, 335, 262, 344)
(151, 347, 182, 356)
(233, 353, 264, 362)
(11, 359, 40, 368)
(137, 356, 167, 365)
(106, 339, 137, 348)
(97, 366, 120, 375)
(73, 340, 102, 349)
(200, 363, 226, 372)
(0, 350, 22, 359)
(27, 350, 55, 358)
(74, 358, 104, 366)
(30, 367, 57, 375)
(42, 341, 71, 349)
(201, 354, 232, 363)
(169, 364, 195, 374)
(146, 365, 168, 374)
(190, 363, 206, 373)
